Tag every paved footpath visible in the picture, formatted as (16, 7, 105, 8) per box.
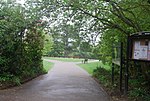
(0, 60, 111, 101)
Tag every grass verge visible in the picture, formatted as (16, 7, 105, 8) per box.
(78, 61, 129, 101)
(43, 60, 54, 72)
(78, 61, 110, 74)
(43, 57, 83, 62)
(78, 62, 99, 74)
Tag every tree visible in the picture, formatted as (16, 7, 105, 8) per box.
(0, 0, 48, 85)
(43, 33, 53, 56)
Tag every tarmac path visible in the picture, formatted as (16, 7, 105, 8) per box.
(0, 60, 111, 101)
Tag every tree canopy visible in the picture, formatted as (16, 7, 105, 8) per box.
(0, 0, 150, 99)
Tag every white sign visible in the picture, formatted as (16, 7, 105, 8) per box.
(148, 51, 150, 60)
(139, 46, 148, 59)
(134, 41, 140, 50)
(148, 41, 150, 50)
(133, 41, 140, 59)
(134, 50, 140, 59)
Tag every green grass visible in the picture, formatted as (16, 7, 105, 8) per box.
(43, 60, 54, 72)
(78, 61, 110, 74)
(43, 57, 83, 62)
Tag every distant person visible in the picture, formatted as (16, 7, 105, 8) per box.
(83, 58, 88, 64)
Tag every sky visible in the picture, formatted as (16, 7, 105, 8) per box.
(16, 0, 25, 5)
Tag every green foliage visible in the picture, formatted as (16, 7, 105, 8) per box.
(99, 29, 127, 64)
(43, 60, 54, 72)
(129, 88, 150, 101)
(11, 76, 21, 85)
(0, 74, 12, 82)
(93, 66, 112, 87)
(43, 57, 83, 62)
(39, 0, 150, 100)
(78, 62, 100, 74)
(0, 0, 46, 86)
(0, 2, 149, 101)
(78, 61, 111, 75)
(67, 51, 95, 59)
(43, 34, 53, 56)
(128, 77, 150, 101)
(0, 74, 21, 85)
(49, 21, 83, 57)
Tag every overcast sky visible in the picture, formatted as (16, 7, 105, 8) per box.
(16, 0, 25, 5)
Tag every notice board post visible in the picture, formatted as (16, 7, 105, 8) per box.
(126, 31, 150, 94)
(125, 35, 130, 95)
(129, 32, 150, 62)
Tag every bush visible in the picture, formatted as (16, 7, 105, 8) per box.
(0, 5, 45, 86)
(129, 88, 150, 101)
(93, 66, 112, 87)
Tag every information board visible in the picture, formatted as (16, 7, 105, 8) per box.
(132, 40, 150, 60)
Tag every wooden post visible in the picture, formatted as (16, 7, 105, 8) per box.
(125, 36, 129, 95)
(112, 63, 115, 85)
(120, 42, 123, 92)
(112, 46, 115, 85)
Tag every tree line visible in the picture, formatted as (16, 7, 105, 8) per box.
(0, 0, 150, 100)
